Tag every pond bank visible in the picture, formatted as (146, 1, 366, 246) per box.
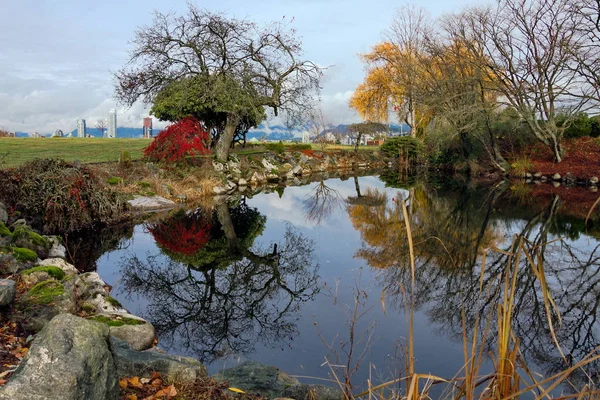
(0, 214, 343, 399)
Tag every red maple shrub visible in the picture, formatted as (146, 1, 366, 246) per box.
(144, 117, 210, 162)
(147, 210, 212, 257)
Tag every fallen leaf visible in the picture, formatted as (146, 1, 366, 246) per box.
(126, 395, 138, 400)
(151, 378, 163, 387)
(140, 377, 151, 384)
(128, 376, 143, 388)
(228, 387, 246, 393)
(151, 371, 161, 380)
(0, 380, 6, 385)
(119, 379, 128, 389)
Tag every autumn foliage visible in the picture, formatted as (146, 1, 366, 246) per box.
(144, 117, 210, 163)
(147, 210, 212, 257)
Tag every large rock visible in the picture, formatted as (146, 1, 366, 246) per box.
(127, 196, 176, 212)
(281, 384, 344, 400)
(75, 272, 126, 314)
(0, 254, 24, 275)
(46, 237, 67, 258)
(214, 361, 300, 399)
(0, 279, 16, 306)
(101, 313, 156, 351)
(0, 314, 118, 400)
(17, 280, 74, 332)
(110, 337, 206, 383)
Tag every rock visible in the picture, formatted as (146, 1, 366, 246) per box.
(0, 202, 7, 224)
(0, 314, 118, 400)
(0, 254, 25, 275)
(18, 280, 74, 332)
(553, 181, 561, 188)
(533, 172, 543, 179)
(281, 384, 344, 400)
(128, 196, 176, 212)
(75, 272, 126, 314)
(104, 313, 156, 351)
(262, 158, 278, 172)
(591, 186, 598, 192)
(590, 176, 599, 185)
(525, 172, 533, 179)
(266, 173, 280, 182)
(250, 172, 267, 184)
(212, 161, 226, 172)
(552, 173, 561, 181)
(38, 258, 78, 275)
(292, 165, 303, 176)
(226, 181, 238, 191)
(238, 178, 248, 186)
(46, 237, 67, 258)
(213, 185, 228, 195)
(110, 337, 206, 383)
(540, 175, 548, 182)
(213, 361, 300, 399)
(0, 279, 16, 306)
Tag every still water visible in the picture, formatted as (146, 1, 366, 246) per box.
(87, 174, 600, 395)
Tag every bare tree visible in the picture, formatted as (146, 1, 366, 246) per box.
(95, 119, 107, 138)
(307, 108, 333, 151)
(115, 6, 322, 162)
(573, 0, 600, 103)
(466, 0, 591, 162)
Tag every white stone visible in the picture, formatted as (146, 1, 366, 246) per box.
(128, 196, 176, 211)
(38, 258, 78, 275)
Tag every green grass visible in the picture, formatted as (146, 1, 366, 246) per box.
(0, 138, 153, 168)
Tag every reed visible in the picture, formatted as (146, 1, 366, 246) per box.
(346, 211, 600, 399)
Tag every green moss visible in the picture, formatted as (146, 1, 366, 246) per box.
(6, 247, 38, 262)
(11, 226, 50, 248)
(0, 223, 13, 238)
(106, 176, 123, 185)
(89, 315, 146, 327)
(105, 296, 122, 308)
(22, 265, 65, 280)
(25, 281, 65, 305)
(61, 274, 74, 282)
(80, 302, 96, 313)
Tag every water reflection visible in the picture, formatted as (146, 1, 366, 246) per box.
(119, 200, 320, 363)
(352, 175, 600, 389)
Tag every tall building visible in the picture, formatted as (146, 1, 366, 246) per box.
(108, 109, 117, 138)
(143, 117, 153, 138)
(77, 118, 86, 138)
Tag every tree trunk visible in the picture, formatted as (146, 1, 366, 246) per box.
(216, 202, 239, 252)
(214, 114, 240, 162)
(353, 176, 361, 198)
(550, 136, 564, 163)
(354, 133, 362, 152)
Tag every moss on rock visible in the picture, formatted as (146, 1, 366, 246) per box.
(89, 315, 145, 327)
(11, 226, 50, 248)
(4, 247, 38, 262)
(105, 296, 122, 308)
(21, 265, 65, 281)
(0, 223, 13, 239)
(24, 281, 65, 305)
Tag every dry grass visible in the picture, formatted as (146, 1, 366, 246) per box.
(333, 202, 600, 400)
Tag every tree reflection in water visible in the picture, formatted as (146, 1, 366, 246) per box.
(348, 179, 600, 390)
(119, 199, 320, 363)
(302, 179, 344, 225)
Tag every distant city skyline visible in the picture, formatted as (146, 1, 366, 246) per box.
(77, 118, 86, 138)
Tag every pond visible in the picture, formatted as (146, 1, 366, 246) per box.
(82, 173, 600, 396)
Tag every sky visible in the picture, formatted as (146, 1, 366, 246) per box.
(0, 0, 480, 134)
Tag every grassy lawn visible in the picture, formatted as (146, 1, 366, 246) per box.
(0, 138, 152, 168)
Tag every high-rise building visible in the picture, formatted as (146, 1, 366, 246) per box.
(108, 109, 117, 138)
(143, 117, 153, 138)
(77, 118, 86, 138)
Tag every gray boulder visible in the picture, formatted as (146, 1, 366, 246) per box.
(0, 279, 16, 306)
(214, 361, 300, 399)
(0, 314, 118, 400)
(281, 384, 344, 400)
(110, 337, 206, 383)
(106, 313, 156, 351)
(127, 195, 176, 212)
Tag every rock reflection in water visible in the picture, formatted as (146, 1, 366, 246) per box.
(349, 176, 600, 390)
(118, 199, 320, 363)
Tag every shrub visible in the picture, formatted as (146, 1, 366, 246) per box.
(511, 156, 534, 174)
(144, 117, 210, 163)
(285, 143, 312, 151)
(380, 137, 423, 159)
(106, 176, 123, 185)
(0, 159, 127, 233)
(119, 151, 132, 168)
(265, 141, 285, 154)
